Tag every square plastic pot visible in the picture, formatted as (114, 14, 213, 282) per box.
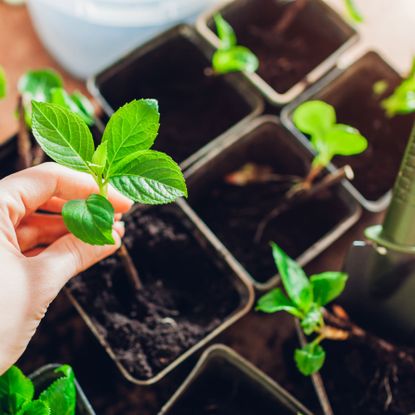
(197, 0, 358, 106)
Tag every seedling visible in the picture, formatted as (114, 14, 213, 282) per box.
(208, 13, 258, 75)
(0, 364, 76, 415)
(0, 65, 6, 99)
(16, 69, 95, 168)
(344, 0, 363, 23)
(380, 57, 415, 117)
(31, 99, 187, 247)
(293, 100, 367, 190)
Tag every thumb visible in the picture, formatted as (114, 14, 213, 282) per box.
(33, 222, 125, 293)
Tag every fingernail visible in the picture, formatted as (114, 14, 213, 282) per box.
(113, 221, 125, 238)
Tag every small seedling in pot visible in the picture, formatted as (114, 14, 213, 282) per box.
(0, 65, 6, 100)
(17, 68, 95, 168)
(379, 57, 415, 118)
(31, 98, 187, 289)
(206, 13, 259, 76)
(257, 243, 415, 375)
(0, 364, 76, 415)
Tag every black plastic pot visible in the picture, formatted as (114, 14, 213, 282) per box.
(158, 344, 313, 415)
(197, 0, 358, 106)
(66, 201, 254, 385)
(185, 116, 361, 290)
(88, 24, 264, 170)
(29, 364, 96, 415)
(282, 51, 415, 212)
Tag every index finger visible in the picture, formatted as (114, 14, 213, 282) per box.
(0, 162, 133, 226)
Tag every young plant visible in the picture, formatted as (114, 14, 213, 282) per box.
(380, 57, 415, 117)
(293, 100, 368, 189)
(16, 69, 95, 169)
(31, 99, 187, 246)
(256, 243, 348, 375)
(0, 65, 6, 100)
(0, 364, 76, 415)
(210, 13, 259, 75)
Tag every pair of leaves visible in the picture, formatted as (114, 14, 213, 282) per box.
(256, 243, 347, 375)
(0, 365, 76, 415)
(293, 100, 368, 168)
(381, 58, 415, 117)
(0, 66, 6, 99)
(18, 69, 94, 127)
(31, 99, 187, 246)
(212, 14, 259, 74)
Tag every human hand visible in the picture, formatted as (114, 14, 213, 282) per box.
(0, 162, 132, 374)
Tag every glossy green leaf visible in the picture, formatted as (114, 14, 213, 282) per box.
(310, 272, 348, 306)
(0, 66, 6, 99)
(212, 46, 259, 74)
(18, 69, 63, 126)
(294, 343, 326, 376)
(62, 194, 115, 246)
(31, 101, 95, 173)
(256, 288, 304, 317)
(50, 88, 95, 126)
(322, 124, 368, 156)
(90, 142, 107, 176)
(17, 400, 50, 415)
(110, 150, 187, 204)
(293, 100, 336, 137)
(0, 366, 34, 414)
(103, 99, 160, 175)
(271, 243, 313, 312)
(344, 0, 363, 23)
(39, 369, 76, 415)
(300, 305, 323, 335)
(214, 13, 236, 50)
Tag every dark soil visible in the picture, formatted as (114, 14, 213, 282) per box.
(97, 33, 252, 164)
(321, 337, 415, 414)
(218, 0, 350, 94)
(317, 54, 415, 202)
(164, 354, 293, 415)
(68, 204, 242, 381)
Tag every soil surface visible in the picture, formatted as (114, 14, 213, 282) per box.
(219, 0, 349, 94)
(317, 56, 415, 202)
(98, 34, 252, 164)
(68, 205, 241, 381)
(322, 336, 415, 414)
(164, 355, 293, 415)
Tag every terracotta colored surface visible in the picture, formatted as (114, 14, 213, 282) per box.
(0, 3, 90, 143)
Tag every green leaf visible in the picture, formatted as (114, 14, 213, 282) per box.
(322, 124, 368, 157)
(17, 400, 50, 415)
(39, 372, 75, 415)
(90, 142, 107, 176)
(256, 288, 304, 317)
(310, 272, 348, 306)
(212, 46, 259, 74)
(103, 99, 160, 175)
(214, 13, 236, 50)
(110, 150, 187, 204)
(0, 66, 6, 100)
(50, 88, 95, 126)
(294, 343, 326, 376)
(300, 305, 323, 335)
(293, 100, 336, 137)
(18, 69, 63, 126)
(344, 0, 363, 23)
(62, 194, 115, 246)
(31, 101, 95, 173)
(271, 243, 313, 312)
(0, 366, 34, 414)
(373, 80, 389, 96)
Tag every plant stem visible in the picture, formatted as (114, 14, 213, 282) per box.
(254, 165, 353, 242)
(17, 95, 32, 169)
(117, 243, 143, 290)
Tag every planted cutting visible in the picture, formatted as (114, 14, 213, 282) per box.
(0, 364, 76, 415)
(257, 244, 415, 382)
(208, 14, 258, 75)
(16, 69, 95, 169)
